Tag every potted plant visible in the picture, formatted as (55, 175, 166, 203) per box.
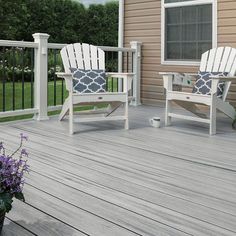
(0, 134, 29, 234)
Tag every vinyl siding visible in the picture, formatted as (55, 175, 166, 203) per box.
(124, 0, 236, 107)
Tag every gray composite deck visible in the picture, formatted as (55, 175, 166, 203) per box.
(1, 105, 236, 236)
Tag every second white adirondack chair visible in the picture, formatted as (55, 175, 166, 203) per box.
(160, 47, 236, 135)
(57, 43, 134, 134)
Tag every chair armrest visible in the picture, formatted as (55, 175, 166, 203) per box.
(159, 72, 198, 78)
(210, 76, 236, 82)
(56, 72, 72, 78)
(106, 72, 134, 79)
(159, 72, 194, 90)
(209, 76, 236, 95)
(159, 72, 198, 77)
(56, 72, 73, 92)
(184, 73, 198, 78)
(106, 72, 135, 92)
(159, 72, 184, 76)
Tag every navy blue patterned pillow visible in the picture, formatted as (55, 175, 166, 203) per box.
(70, 68, 106, 93)
(192, 71, 228, 98)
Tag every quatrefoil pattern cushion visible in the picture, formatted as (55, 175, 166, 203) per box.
(70, 68, 106, 93)
(192, 71, 228, 98)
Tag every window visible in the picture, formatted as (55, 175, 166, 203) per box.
(162, 0, 216, 65)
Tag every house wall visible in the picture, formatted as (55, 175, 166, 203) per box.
(124, 0, 236, 107)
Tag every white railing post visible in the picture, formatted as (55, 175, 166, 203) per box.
(33, 33, 50, 120)
(130, 41, 142, 106)
(118, 0, 124, 92)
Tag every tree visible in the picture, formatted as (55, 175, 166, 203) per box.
(23, 0, 87, 43)
(0, 0, 28, 40)
(85, 2, 118, 46)
(0, 0, 119, 46)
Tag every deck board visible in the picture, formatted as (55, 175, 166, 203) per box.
(3, 218, 34, 236)
(1, 105, 236, 235)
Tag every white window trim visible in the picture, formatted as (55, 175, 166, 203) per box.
(161, 0, 217, 66)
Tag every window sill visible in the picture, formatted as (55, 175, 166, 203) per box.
(161, 60, 201, 67)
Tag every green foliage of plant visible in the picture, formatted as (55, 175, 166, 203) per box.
(0, 193, 13, 213)
(0, 0, 118, 46)
(85, 2, 118, 46)
(0, 191, 24, 212)
(0, 51, 33, 82)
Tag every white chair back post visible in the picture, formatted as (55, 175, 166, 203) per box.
(199, 47, 236, 101)
(60, 43, 105, 73)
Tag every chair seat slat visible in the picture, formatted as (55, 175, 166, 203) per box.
(60, 47, 71, 73)
(213, 47, 224, 72)
(226, 48, 236, 74)
(229, 55, 236, 76)
(67, 44, 77, 69)
(219, 47, 231, 72)
(90, 45, 98, 70)
(206, 48, 217, 72)
(200, 51, 209, 72)
(74, 43, 84, 69)
(82, 43, 91, 70)
(98, 48, 105, 70)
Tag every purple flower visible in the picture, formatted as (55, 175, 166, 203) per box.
(20, 133, 28, 141)
(21, 149, 28, 157)
(0, 135, 29, 213)
(0, 154, 28, 194)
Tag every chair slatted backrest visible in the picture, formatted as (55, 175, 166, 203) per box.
(199, 47, 236, 101)
(60, 43, 105, 73)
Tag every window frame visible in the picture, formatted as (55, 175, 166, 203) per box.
(161, 0, 217, 66)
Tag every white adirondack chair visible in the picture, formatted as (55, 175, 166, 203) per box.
(56, 43, 134, 134)
(160, 47, 236, 135)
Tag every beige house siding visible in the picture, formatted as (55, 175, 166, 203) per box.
(124, 0, 236, 107)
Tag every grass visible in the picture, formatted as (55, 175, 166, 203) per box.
(0, 81, 68, 111)
(0, 78, 118, 122)
(0, 81, 67, 122)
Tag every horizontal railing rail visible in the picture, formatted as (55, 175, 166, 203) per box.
(99, 46, 136, 53)
(0, 33, 142, 121)
(0, 40, 38, 48)
(48, 43, 136, 53)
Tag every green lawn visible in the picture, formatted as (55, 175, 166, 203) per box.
(0, 81, 67, 122)
(0, 78, 118, 122)
(0, 81, 68, 111)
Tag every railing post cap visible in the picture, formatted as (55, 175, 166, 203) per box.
(130, 41, 142, 46)
(32, 33, 50, 39)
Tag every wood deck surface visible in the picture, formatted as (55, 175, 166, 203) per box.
(1, 105, 236, 236)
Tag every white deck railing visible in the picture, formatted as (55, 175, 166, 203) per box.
(0, 33, 142, 120)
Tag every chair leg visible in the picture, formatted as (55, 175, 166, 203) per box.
(59, 97, 69, 121)
(210, 97, 217, 135)
(69, 94, 74, 135)
(125, 118, 129, 130)
(165, 99, 172, 126)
